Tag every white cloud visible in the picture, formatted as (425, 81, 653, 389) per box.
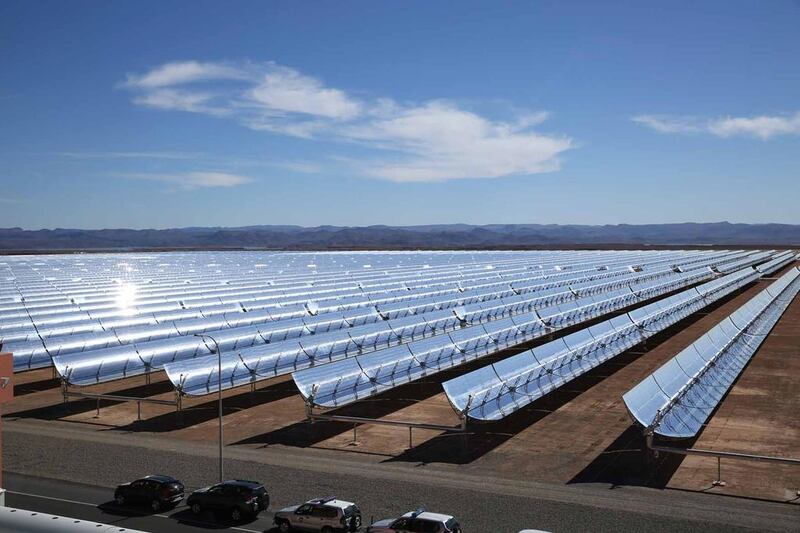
(634, 112, 800, 139)
(122, 60, 572, 182)
(125, 61, 359, 123)
(122, 171, 254, 189)
(123, 61, 248, 89)
(346, 102, 570, 182)
(246, 65, 362, 120)
(275, 161, 323, 174)
(514, 111, 551, 130)
(242, 117, 327, 139)
(632, 115, 700, 134)
(133, 89, 230, 116)
(707, 113, 800, 140)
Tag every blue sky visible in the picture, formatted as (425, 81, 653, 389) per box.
(1, 0, 798, 229)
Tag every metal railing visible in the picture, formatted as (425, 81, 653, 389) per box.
(645, 431, 800, 492)
(61, 384, 181, 420)
(306, 403, 466, 449)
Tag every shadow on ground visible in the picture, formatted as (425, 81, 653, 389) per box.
(567, 285, 770, 488)
(567, 426, 690, 488)
(232, 374, 460, 448)
(385, 351, 641, 465)
(13, 376, 60, 396)
(7, 380, 176, 420)
(170, 508, 261, 530)
(114, 378, 299, 433)
(97, 500, 165, 518)
(97, 501, 261, 530)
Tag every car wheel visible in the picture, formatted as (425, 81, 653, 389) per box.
(150, 499, 161, 512)
(278, 521, 291, 533)
(230, 507, 243, 521)
(114, 494, 125, 506)
(191, 503, 202, 515)
(321, 526, 334, 533)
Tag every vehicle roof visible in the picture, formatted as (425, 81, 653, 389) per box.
(143, 475, 179, 483)
(220, 479, 263, 488)
(308, 498, 356, 509)
(400, 511, 454, 522)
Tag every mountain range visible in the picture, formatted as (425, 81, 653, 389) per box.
(0, 222, 797, 252)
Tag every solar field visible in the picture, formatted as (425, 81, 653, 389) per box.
(2, 249, 799, 509)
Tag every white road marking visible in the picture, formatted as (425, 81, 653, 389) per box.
(7, 490, 102, 509)
(6, 490, 263, 532)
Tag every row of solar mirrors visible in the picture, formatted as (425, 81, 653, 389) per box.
(3, 252, 604, 333)
(440, 261, 796, 422)
(299, 258, 792, 412)
(7, 250, 783, 322)
(217, 253, 795, 406)
(3, 253, 586, 321)
(623, 265, 800, 438)
(38, 249, 783, 389)
(1, 252, 709, 336)
(169, 250, 784, 397)
(0, 250, 703, 312)
(2, 249, 764, 373)
(2, 249, 795, 424)
(238, 255, 799, 441)
(6, 250, 693, 369)
(0, 251, 537, 301)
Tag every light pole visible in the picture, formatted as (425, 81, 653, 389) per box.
(195, 333, 224, 483)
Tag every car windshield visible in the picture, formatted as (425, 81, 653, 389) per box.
(445, 518, 460, 530)
(343, 504, 359, 517)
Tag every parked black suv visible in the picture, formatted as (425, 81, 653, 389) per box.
(186, 479, 269, 521)
(114, 475, 185, 512)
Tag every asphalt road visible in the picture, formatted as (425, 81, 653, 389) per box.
(4, 471, 770, 533)
(5, 472, 273, 532)
(4, 421, 799, 532)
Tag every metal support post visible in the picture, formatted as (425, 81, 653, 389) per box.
(305, 399, 314, 423)
(460, 400, 471, 455)
(194, 333, 224, 484)
(712, 457, 726, 487)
